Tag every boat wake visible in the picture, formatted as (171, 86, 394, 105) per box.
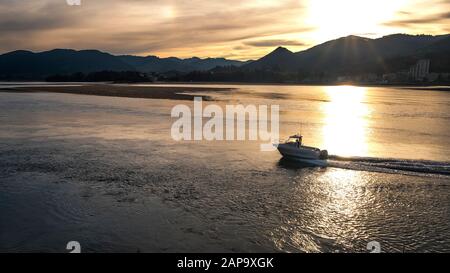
(327, 155, 450, 177)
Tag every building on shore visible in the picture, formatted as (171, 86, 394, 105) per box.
(382, 71, 410, 83)
(409, 59, 430, 81)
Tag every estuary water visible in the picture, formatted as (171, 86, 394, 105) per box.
(0, 84, 449, 252)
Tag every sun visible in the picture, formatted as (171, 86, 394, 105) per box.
(306, 0, 408, 41)
(161, 6, 176, 19)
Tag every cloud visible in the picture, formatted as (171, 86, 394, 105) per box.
(397, 11, 412, 15)
(0, 0, 312, 59)
(383, 11, 450, 27)
(244, 39, 308, 47)
(0, 1, 91, 31)
(0, 0, 448, 60)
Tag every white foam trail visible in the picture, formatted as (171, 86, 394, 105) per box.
(327, 155, 450, 177)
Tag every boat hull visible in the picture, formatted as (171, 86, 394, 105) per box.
(277, 144, 327, 167)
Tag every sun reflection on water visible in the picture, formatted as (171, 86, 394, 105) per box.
(321, 86, 370, 157)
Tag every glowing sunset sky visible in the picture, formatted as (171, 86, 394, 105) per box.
(0, 0, 448, 60)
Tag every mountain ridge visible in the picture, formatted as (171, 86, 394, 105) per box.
(244, 33, 450, 74)
(0, 48, 245, 79)
(1, 33, 449, 81)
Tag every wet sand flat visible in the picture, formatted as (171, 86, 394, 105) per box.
(0, 84, 235, 101)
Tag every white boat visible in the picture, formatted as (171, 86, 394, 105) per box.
(276, 134, 328, 167)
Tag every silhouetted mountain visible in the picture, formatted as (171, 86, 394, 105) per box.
(244, 34, 450, 74)
(183, 57, 244, 70)
(418, 35, 450, 53)
(244, 46, 297, 71)
(0, 49, 244, 80)
(371, 34, 446, 57)
(294, 35, 375, 74)
(1, 34, 449, 81)
(380, 35, 450, 74)
(119, 55, 243, 73)
(0, 49, 133, 80)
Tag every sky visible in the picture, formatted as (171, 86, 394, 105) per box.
(0, 0, 449, 60)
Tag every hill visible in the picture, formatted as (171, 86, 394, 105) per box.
(243, 34, 450, 74)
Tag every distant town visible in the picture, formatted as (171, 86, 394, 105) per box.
(334, 59, 449, 85)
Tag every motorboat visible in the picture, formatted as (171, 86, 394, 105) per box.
(276, 134, 328, 167)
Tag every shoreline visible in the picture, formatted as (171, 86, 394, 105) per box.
(147, 81, 450, 91)
(2, 80, 450, 88)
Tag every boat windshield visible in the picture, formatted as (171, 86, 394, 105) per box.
(286, 137, 302, 145)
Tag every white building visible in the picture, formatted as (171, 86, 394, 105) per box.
(409, 59, 430, 81)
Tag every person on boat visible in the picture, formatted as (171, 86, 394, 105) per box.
(296, 136, 302, 148)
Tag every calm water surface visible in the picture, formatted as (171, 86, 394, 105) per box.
(0, 84, 449, 252)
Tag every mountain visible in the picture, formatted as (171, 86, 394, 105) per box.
(371, 34, 446, 57)
(418, 35, 450, 53)
(0, 49, 244, 80)
(244, 34, 450, 74)
(183, 57, 244, 71)
(294, 35, 375, 74)
(244, 46, 297, 71)
(119, 55, 243, 73)
(381, 35, 450, 73)
(0, 49, 133, 79)
(1, 34, 448, 81)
